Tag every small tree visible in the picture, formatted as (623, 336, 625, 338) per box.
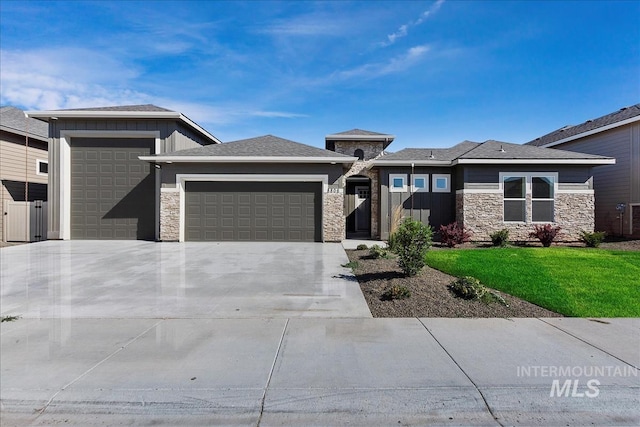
(390, 218, 433, 276)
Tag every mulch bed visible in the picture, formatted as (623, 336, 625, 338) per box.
(346, 250, 560, 318)
(347, 238, 639, 318)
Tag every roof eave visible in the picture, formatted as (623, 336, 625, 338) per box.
(537, 116, 640, 148)
(25, 110, 221, 145)
(0, 125, 49, 143)
(325, 134, 395, 141)
(373, 160, 453, 166)
(139, 155, 357, 165)
(453, 158, 616, 165)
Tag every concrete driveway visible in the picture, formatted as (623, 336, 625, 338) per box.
(1, 242, 638, 426)
(0, 240, 371, 319)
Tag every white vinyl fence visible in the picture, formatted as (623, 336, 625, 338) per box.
(4, 200, 47, 242)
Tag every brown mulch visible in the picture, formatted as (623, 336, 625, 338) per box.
(346, 250, 560, 318)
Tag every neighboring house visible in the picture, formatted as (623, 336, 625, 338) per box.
(526, 104, 640, 237)
(28, 105, 614, 243)
(0, 106, 50, 242)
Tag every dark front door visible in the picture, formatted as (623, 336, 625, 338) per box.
(354, 185, 371, 232)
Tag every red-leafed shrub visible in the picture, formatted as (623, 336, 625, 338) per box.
(439, 222, 472, 248)
(529, 224, 562, 247)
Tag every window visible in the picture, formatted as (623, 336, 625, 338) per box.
(36, 159, 48, 176)
(412, 174, 429, 192)
(501, 173, 556, 223)
(389, 174, 407, 192)
(532, 176, 554, 222)
(354, 149, 364, 160)
(503, 176, 526, 222)
(432, 174, 450, 192)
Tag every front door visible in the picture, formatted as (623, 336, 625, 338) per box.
(354, 186, 371, 232)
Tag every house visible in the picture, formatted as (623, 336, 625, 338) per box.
(526, 104, 640, 237)
(1, 106, 49, 242)
(27, 104, 614, 243)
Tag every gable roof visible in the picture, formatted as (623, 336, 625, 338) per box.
(25, 104, 221, 145)
(526, 104, 640, 147)
(325, 128, 395, 150)
(374, 140, 614, 166)
(0, 106, 49, 141)
(141, 135, 357, 165)
(61, 104, 174, 112)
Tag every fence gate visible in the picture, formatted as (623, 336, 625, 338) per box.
(4, 201, 47, 242)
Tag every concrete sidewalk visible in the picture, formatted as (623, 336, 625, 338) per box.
(1, 317, 638, 426)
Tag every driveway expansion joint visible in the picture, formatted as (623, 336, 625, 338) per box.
(537, 318, 639, 369)
(417, 318, 505, 427)
(31, 319, 164, 420)
(257, 317, 289, 427)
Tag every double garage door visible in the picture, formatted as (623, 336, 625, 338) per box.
(185, 181, 321, 242)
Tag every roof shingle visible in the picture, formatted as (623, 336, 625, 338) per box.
(526, 104, 640, 147)
(59, 104, 174, 112)
(161, 135, 354, 158)
(0, 106, 49, 140)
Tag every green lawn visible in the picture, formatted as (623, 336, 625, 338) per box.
(425, 247, 640, 317)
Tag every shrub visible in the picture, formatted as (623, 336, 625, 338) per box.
(356, 244, 369, 250)
(341, 261, 359, 270)
(449, 276, 486, 300)
(529, 224, 562, 247)
(369, 244, 391, 259)
(490, 229, 510, 247)
(439, 222, 472, 248)
(390, 218, 433, 276)
(580, 230, 606, 248)
(448, 277, 509, 306)
(381, 285, 411, 300)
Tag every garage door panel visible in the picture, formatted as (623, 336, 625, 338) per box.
(185, 181, 320, 242)
(70, 138, 155, 240)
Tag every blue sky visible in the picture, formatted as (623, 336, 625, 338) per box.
(1, 0, 638, 150)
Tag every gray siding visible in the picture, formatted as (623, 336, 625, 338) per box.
(379, 167, 456, 239)
(551, 123, 639, 234)
(46, 118, 215, 239)
(460, 165, 593, 188)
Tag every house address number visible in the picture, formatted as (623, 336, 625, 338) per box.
(327, 186, 343, 194)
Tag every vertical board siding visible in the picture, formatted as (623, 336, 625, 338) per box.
(379, 167, 456, 239)
(555, 124, 637, 234)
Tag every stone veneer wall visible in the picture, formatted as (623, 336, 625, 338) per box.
(333, 141, 384, 160)
(159, 186, 346, 242)
(457, 191, 594, 242)
(160, 190, 180, 241)
(323, 191, 345, 242)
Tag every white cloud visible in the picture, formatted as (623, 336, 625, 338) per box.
(334, 44, 431, 80)
(0, 48, 145, 110)
(258, 12, 351, 36)
(381, 0, 445, 46)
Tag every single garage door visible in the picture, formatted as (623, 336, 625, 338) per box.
(185, 181, 321, 242)
(70, 138, 155, 240)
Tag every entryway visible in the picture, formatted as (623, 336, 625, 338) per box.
(345, 176, 371, 238)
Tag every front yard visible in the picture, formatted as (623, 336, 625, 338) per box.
(347, 242, 640, 318)
(426, 247, 640, 317)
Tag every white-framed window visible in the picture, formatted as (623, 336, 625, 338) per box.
(432, 174, 450, 192)
(412, 174, 429, 192)
(389, 174, 407, 192)
(500, 172, 557, 223)
(36, 159, 48, 176)
(531, 176, 555, 222)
